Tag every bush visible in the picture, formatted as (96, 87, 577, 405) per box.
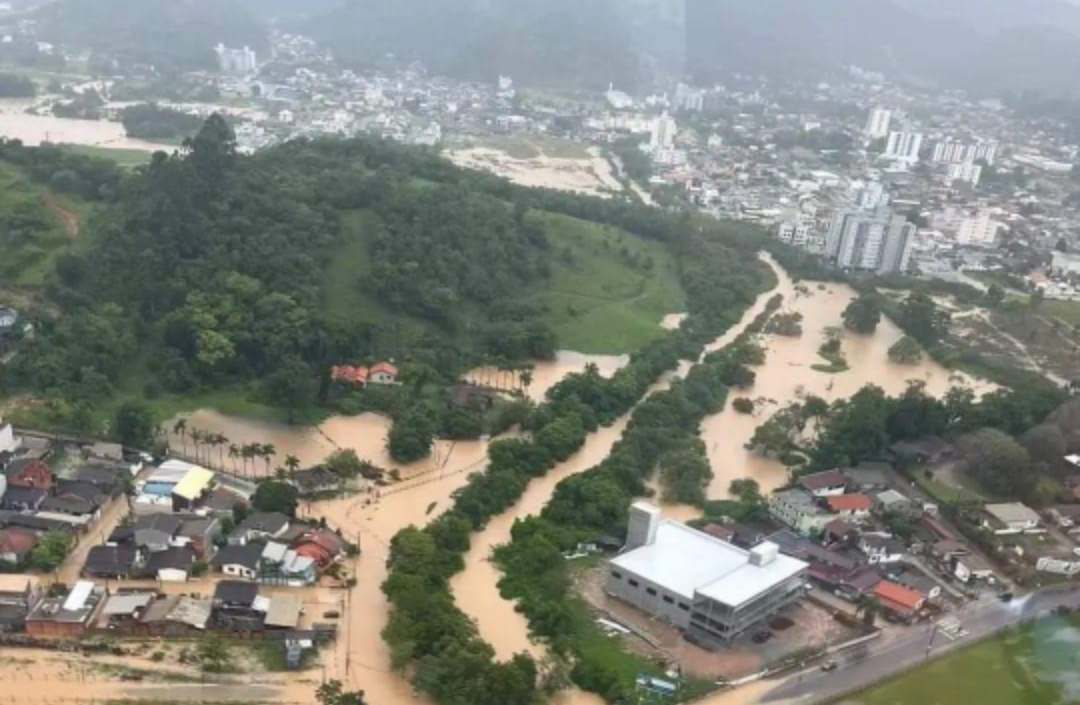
(732, 397, 755, 414)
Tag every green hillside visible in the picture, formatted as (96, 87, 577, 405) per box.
(0, 118, 767, 447)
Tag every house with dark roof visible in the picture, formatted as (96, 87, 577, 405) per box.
(84, 545, 141, 579)
(1, 487, 47, 512)
(890, 437, 955, 464)
(178, 516, 220, 558)
(133, 514, 183, 553)
(144, 546, 196, 582)
(230, 513, 290, 546)
(213, 543, 264, 580)
(212, 580, 264, 631)
(799, 469, 847, 497)
(41, 495, 99, 518)
(289, 467, 341, 496)
(859, 534, 905, 565)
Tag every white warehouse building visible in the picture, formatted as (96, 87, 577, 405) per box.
(606, 503, 808, 644)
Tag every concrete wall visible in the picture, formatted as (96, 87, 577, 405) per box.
(605, 565, 692, 630)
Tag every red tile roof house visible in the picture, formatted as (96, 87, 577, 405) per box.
(331, 365, 369, 387)
(368, 362, 398, 385)
(826, 494, 874, 521)
(293, 530, 346, 571)
(6, 459, 53, 491)
(874, 580, 927, 619)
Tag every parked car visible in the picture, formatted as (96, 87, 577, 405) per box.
(323, 610, 341, 619)
(821, 660, 839, 672)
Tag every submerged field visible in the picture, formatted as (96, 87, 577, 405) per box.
(843, 616, 1080, 705)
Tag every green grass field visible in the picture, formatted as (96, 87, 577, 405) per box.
(321, 209, 686, 356)
(56, 143, 156, 168)
(532, 211, 685, 353)
(843, 617, 1080, 705)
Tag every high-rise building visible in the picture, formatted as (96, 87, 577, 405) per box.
(884, 131, 924, 164)
(674, 83, 705, 112)
(215, 44, 257, 75)
(932, 139, 998, 166)
(956, 209, 1000, 246)
(948, 162, 983, 187)
(865, 108, 892, 140)
(826, 199, 915, 275)
(650, 111, 677, 152)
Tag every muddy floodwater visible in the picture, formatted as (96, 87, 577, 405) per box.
(465, 350, 630, 402)
(701, 262, 993, 500)
(87, 255, 996, 705)
(0, 99, 166, 151)
(165, 409, 488, 481)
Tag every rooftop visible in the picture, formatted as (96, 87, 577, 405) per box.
(985, 502, 1040, 526)
(172, 467, 215, 501)
(611, 520, 807, 608)
(800, 469, 847, 492)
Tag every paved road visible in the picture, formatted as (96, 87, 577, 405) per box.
(760, 585, 1080, 704)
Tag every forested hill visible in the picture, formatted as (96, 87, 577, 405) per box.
(0, 117, 767, 434)
(32, 0, 268, 71)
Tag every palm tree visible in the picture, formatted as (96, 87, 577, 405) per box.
(173, 419, 188, 455)
(241, 444, 256, 478)
(228, 444, 240, 474)
(261, 444, 277, 477)
(520, 368, 534, 396)
(214, 434, 229, 469)
(285, 454, 301, 481)
(190, 429, 204, 464)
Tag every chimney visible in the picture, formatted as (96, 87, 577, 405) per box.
(626, 501, 661, 550)
(749, 542, 779, 567)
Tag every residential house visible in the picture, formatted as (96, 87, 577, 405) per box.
(72, 466, 125, 494)
(40, 495, 99, 519)
(826, 494, 873, 521)
(874, 580, 927, 620)
(954, 553, 995, 583)
(261, 542, 317, 586)
(822, 519, 859, 546)
(859, 534, 905, 565)
(5, 459, 52, 491)
(133, 514, 183, 554)
(164, 596, 212, 633)
(144, 546, 197, 582)
(229, 513, 290, 545)
(1048, 505, 1080, 532)
(86, 443, 124, 464)
(84, 545, 141, 579)
(982, 503, 1042, 535)
(289, 467, 341, 496)
(212, 580, 264, 631)
(98, 593, 155, 630)
(1, 487, 47, 512)
(0, 575, 41, 633)
(894, 570, 943, 601)
(0, 528, 37, 567)
(876, 489, 912, 514)
(293, 529, 346, 571)
(799, 469, 848, 497)
(213, 543, 263, 580)
(178, 516, 220, 558)
(330, 365, 368, 387)
(25, 581, 105, 638)
(264, 594, 302, 630)
(843, 462, 892, 491)
(369, 362, 398, 385)
(171, 467, 215, 512)
(837, 568, 882, 602)
(770, 489, 832, 535)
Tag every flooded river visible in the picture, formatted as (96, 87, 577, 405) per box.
(154, 254, 995, 705)
(700, 261, 992, 500)
(465, 350, 630, 403)
(0, 98, 165, 151)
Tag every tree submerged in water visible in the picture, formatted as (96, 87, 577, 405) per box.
(888, 336, 923, 365)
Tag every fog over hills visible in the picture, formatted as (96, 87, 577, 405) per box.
(686, 0, 1080, 98)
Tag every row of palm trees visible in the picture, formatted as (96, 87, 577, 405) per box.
(170, 419, 301, 480)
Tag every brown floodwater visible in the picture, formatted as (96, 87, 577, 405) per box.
(0, 98, 165, 151)
(701, 261, 994, 500)
(465, 350, 630, 403)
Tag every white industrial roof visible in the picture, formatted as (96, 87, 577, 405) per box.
(611, 521, 807, 608)
(985, 503, 1040, 525)
(63, 581, 96, 612)
(148, 460, 203, 485)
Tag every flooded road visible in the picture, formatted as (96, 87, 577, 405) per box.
(0, 99, 166, 151)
